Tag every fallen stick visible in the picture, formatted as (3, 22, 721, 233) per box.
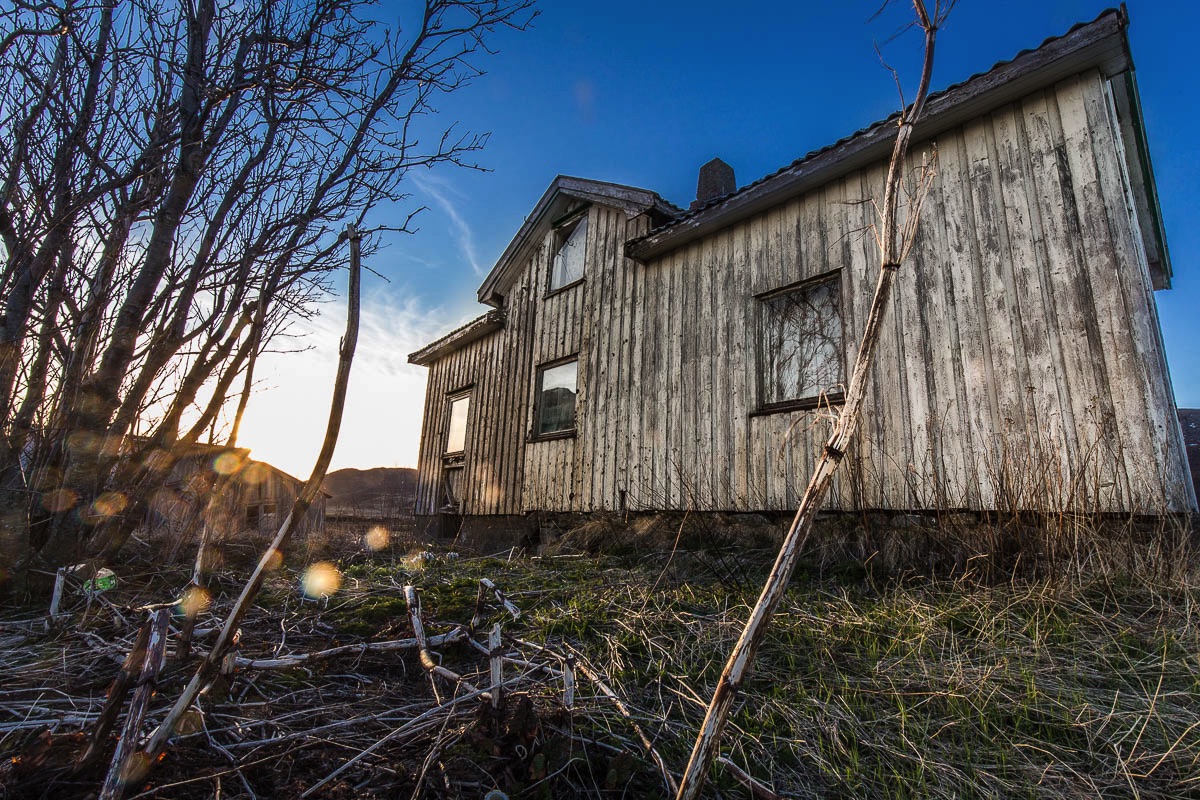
(98, 608, 170, 800)
(234, 630, 467, 670)
(482, 578, 521, 620)
(299, 683, 498, 799)
(464, 636, 564, 681)
(220, 702, 443, 749)
(469, 578, 520, 632)
(717, 756, 784, 800)
(405, 585, 479, 695)
(572, 653, 678, 797)
(76, 619, 153, 771)
(0, 715, 101, 734)
(312, 668, 540, 797)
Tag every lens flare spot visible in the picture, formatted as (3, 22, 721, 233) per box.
(91, 491, 128, 517)
(364, 525, 389, 551)
(177, 586, 212, 617)
(242, 462, 268, 485)
(301, 562, 342, 599)
(41, 488, 78, 513)
(212, 452, 244, 475)
(263, 548, 284, 571)
(119, 751, 151, 782)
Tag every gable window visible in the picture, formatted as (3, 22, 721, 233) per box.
(533, 358, 578, 438)
(757, 272, 844, 412)
(445, 391, 470, 454)
(549, 211, 588, 292)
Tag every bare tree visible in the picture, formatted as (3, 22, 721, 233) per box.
(0, 0, 536, 590)
(674, 2, 951, 797)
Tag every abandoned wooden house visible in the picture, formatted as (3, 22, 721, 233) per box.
(409, 8, 1197, 543)
(144, 442, 327, 549)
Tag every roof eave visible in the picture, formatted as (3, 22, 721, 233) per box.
(407, 309, 506, 366)
(627, 7, 1132, 263)
(1108, 69, 1172, 289)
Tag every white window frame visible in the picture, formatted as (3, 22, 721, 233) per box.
(444, 390, 471, 455)
(548, 210, 588, 293)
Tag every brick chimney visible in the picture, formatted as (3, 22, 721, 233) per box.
(691, 157, 736, 210)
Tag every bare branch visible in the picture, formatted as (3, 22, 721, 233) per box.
(674, 4, 947, 797)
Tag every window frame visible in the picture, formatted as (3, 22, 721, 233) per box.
(752, 269, 846, 416)
(246, 501, 276, 527)
(443, 387, 472, 460)
(545, 206, 589, 297)
(529, 355, 579, 441)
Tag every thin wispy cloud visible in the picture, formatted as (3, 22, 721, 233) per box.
(410, 171, 487, 276)
(237, 286, 474, 474)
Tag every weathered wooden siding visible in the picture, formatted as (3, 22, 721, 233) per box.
(415, 68, 1193, 518)
(239, 467, 325, 537)
(413, 269, 537, 517)
(521, 206, 653, 510)
(606, 69, 1188, 514)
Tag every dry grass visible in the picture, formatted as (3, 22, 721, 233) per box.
(2, 514, 1199, 798)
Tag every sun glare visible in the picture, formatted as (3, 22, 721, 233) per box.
(301, 562, 342, 598)
(365, 525, 389, 550)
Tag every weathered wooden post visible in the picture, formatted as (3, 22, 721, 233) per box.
(76, 619, 154, 771)
(47, 567, 66, 624)
(489, 623, 504, 711)
(562, 653, 576, 711)
(98, 609, 171, 800)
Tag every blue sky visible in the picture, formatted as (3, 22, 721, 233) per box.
(237, 0, 1200, 475)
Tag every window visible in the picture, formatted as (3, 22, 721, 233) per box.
(445, 392, 470, 454)
(549, 212, 588, 291)
(246, 502, 276, 527)
(533, 359, 578, 437)
(757, 272, 844, 411)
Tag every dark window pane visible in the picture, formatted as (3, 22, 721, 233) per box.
(760, 276, 842, 405)
(536, 360, 577, 435)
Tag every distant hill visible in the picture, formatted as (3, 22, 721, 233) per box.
(322, 467, 416, 518)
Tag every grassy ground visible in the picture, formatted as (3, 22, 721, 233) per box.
(2, 518, 1199, 798)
